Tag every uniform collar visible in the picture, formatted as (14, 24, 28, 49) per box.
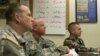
(68, 36, 79, 40)
(6, 25, 26, 44)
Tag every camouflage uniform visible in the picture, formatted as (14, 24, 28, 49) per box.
(0, 25, 28, 56)
(24, 34, 69, 56)
(64, 37, 86, 52)
(24, 34, 45, 56)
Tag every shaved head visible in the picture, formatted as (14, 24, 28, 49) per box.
(32, 18, 46, 35)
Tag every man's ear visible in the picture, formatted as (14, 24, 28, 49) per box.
(15, 13, 20, 23)
(71, 30, 74, 34)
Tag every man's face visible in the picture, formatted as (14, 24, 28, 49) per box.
(17, 5, 34, 31)
(72, 24, 82, 37)
(33, 19, 46, 35)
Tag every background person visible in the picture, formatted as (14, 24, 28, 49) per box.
(26, 18, 72, 56)
(63, 22, 87, 53)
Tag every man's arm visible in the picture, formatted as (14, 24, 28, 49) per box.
(0, 31, 6, 56)
(0, 38, 5, 56)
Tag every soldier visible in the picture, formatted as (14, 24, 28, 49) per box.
(25, 18, 72, 56)
(63, 22, 87, 53)
(0, 3, 34, 56)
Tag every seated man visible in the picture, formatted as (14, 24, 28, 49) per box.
(25, 18, 72, 56)
(0, 3, 34, 56)
(63, 22, 87, 53)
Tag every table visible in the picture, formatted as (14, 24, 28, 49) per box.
(78, 52, 100, 56)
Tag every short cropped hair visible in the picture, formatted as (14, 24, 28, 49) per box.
(68, 22, 79, 33)
(5, 3, 23, 24)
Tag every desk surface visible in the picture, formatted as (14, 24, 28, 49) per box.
(78, 52, 100, 56)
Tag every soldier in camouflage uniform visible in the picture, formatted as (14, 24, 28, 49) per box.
(24, 33, 45, 56)
(0, 3, 34, 56)
(25, 18, 72, 56)
(63, 22, 87, 53)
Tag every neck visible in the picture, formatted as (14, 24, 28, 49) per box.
(8, 22, 26, 35)
(69, 34, 78, 39)
(32, 32, 41, 43)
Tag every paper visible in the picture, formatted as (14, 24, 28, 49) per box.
(69, 49, 79, 56)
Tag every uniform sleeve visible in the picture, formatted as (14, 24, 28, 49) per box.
(28, 41, 45, 56)
(43, 39, 70, 56)
(64, 39, 71, 45)
(0, 32, 6, 56)
(0, 40, 4, 56)
(42, 39, 56, 51)
(46, 46, 70, 56)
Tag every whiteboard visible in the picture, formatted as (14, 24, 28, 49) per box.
(33, 0, 66, 35)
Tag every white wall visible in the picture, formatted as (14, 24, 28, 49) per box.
(44, 0, 100, 48)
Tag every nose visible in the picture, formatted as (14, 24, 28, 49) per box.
(31, 18, 34, 26)
(31, 17, 34, 22)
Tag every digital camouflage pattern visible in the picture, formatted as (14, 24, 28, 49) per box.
(0, 26, 27, 56)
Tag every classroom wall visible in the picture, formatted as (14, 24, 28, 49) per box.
(44, 0, 100, 48)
